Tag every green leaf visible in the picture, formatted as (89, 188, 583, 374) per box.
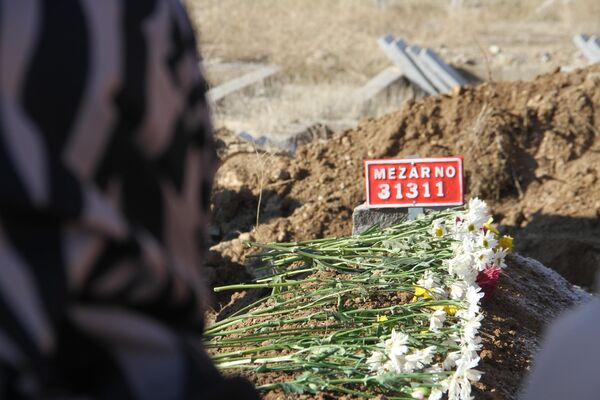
(279, 382, 308, 394)
(255, 364, 268, 373)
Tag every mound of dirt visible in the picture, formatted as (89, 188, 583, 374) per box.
(205, 65, 600, 398)
(223, 254, 587, 400)
(474, 254, 589, 399)
(207, 65, 600, 291)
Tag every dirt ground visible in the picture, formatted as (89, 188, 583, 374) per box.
(207, 64, 600, 290)
(202, 64, 600, 398)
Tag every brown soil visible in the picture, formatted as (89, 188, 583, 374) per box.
(205, 65, 600, 398)
(473, 254, 588, 399)
(208, 65, 600, 288)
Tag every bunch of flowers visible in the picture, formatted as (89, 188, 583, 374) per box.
(206, 199, 512, 399)
(366, 198, 512, 399)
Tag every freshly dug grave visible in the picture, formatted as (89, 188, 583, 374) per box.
(208, 253, 588, 400)
(205, 65, 600, 398)
(207, 65, 600, 290)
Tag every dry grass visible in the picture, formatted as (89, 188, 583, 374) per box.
(185, 0, 600, 139)
(188, 0, 599, 81)
(209, 77, 422, 139)
(188, 0, 456, 83)
(211, 81, 357, 138)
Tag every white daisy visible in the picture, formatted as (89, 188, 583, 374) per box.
(417, 270, 436, 290)
(478, 230, 498, 250)
(450, 280, 469, 300)
(429, 309, 447, 332)
(443, 351, 461, 370)
(432, 219, 446, 238)
(366, 351, 385, 372)
(429, 388, 444, 400)
(465, 197, 489, 230)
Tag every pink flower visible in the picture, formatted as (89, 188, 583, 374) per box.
(476, 265, 501, 300)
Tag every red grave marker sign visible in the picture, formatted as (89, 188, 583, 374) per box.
(364, 157, 464, 208)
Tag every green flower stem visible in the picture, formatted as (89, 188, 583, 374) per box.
(217, 355, 296, 368)
(213, 278, 321, 292)
(209, 207, 477, 398)
(255, 267, 316, 282)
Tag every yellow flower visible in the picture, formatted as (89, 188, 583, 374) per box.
(431, 304, 458, 316)
(483, 217, 499, 235)
(414, 286, 432, 299)
(376, 315, 389, 323)
(434, 227, 444, 237)
(499, 235, 513, 252)
(444, 305, 458, 316)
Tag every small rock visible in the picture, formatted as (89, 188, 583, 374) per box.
(584, 72, 600, 90)
(208, 225, 221, 237)
(489, 45, 501, 55)
(273, 169, 290, 181)
(238, 232, 252, 242)
(540, 52, 551, 63)
(451, 85, 465, 97)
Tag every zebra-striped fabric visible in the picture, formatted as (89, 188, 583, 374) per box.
(0, 1, 258, 398)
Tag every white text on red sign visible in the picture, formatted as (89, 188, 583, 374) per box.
(364, 157, 464, 208)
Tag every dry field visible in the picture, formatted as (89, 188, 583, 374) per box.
(186, 0, 600, 138)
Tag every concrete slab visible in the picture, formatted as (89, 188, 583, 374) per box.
(406, 45, 452, 93)
(587, 36, 600, 62)
(377, 35, 438, 95)
(356, 66, 404, 103)
(574, 34, 600, 64)
(352, 203, 454, 234)
(352, 203, 408, 235)
(207, 65, 280, 103)
(420, 48, 468, 88)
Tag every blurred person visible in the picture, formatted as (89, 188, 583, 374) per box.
(521, 297, 599, 399)
(0, 0, 259, 398)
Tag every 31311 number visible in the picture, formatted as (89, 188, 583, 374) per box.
(377, 181, 444, 200)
